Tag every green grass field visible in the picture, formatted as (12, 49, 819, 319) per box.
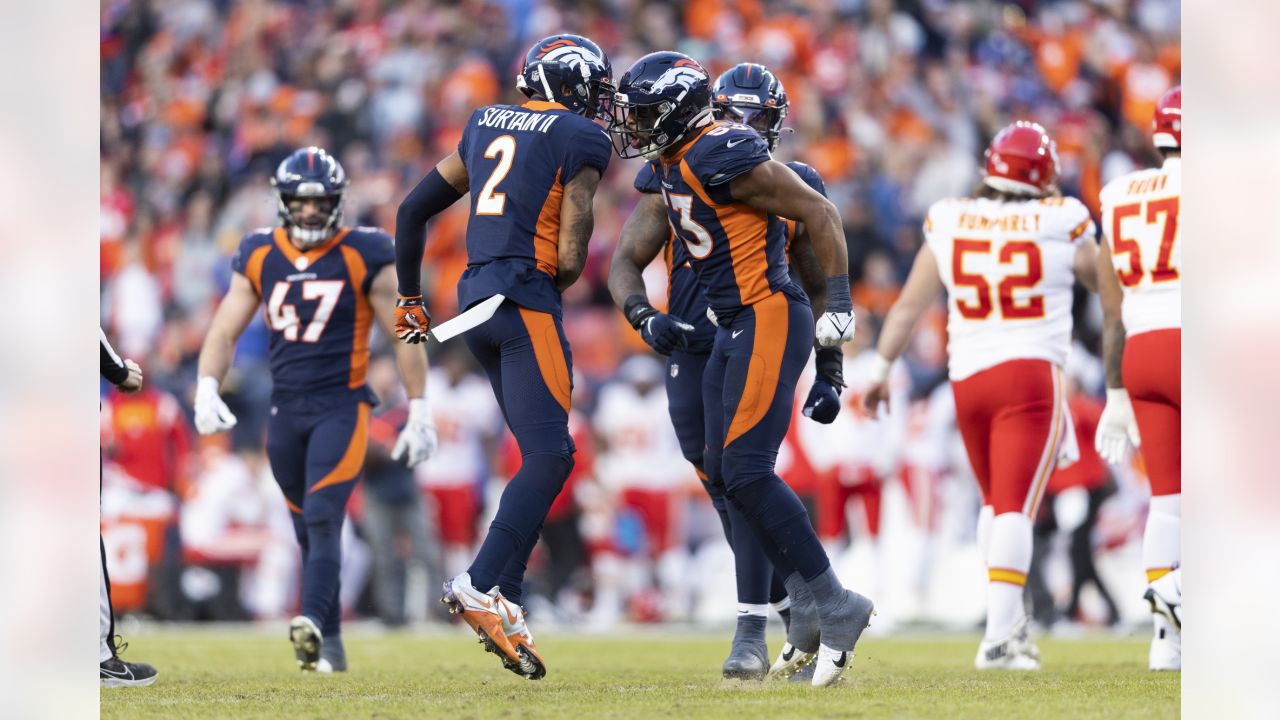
(101, 627, 1178, 719)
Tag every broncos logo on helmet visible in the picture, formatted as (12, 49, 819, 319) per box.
(650, 66, 707, 94)
(516, 34, 614, 119)
(609, 51, 713, 160)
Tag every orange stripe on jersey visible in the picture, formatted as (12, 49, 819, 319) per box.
(243, 244, 272, 294)
(784, 219, 798, 253)
(521, 100, 568, 112)
(517, 307, 571, 414)
(725, 292, 788, 447)
(1068, 216, 1093, 241)
(663, 123, 718, 167)
(533, 170, 564, 277)
(339, 245, 372, 389)
(309, 402, 371, 494)
(273, 227, 350, 270)
(988, 567, 1027, 586)
(677, 159, 773, 306)
(284, 498, 302, 514)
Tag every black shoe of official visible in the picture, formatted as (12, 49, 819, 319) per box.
(100, 655, 158, 687)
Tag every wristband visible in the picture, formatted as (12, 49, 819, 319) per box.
(1105, 388, 1130, 403)
(623, 294, 658, 329)
(814, 346, 845, 389)
(824, 274, 852, 313)
(869, 354, 892, 384)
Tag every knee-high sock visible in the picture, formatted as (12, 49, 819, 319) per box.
(1144, 494, 1181, 583)
(977, 504, 994, 566)
(985, 512, 1032, 641)
(469, 451, 571, 591)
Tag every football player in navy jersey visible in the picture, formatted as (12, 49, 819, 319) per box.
(613, 62, 847, 681)
(606, 52, 873, 687)
(392, 34, 613, 679)
(195, 147, 438, 672)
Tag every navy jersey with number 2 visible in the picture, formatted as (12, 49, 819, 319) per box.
(455, 100, 612, 317)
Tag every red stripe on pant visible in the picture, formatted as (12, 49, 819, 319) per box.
(952, 359, 1062, 516)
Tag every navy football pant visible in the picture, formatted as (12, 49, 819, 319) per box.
(704, 290, 832, 583)
(669, 349, 779, 606)
(266, 395, 370, 639)
(464, 300, 575, 604)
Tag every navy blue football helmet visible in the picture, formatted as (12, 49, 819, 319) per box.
(609, 51, 714, 159)
(713, 63, 789, 151)
(516, 34, 614, 120)
(271, 146, 348, 247)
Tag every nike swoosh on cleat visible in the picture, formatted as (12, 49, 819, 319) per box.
(100, 667, 133, 680)
(833, 652, 848, 668)
(781, 647, 795, 661)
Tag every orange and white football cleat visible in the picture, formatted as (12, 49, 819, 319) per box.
(495, 595, 547, 680)
(441, 573, 522, 668)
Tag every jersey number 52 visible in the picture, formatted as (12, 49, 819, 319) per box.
(952, 239, 1044, 320)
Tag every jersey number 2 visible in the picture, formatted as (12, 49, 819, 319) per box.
(267, 280, 344, 342)
(952, 239, 1044, 320)
(476, 135, 516, 216)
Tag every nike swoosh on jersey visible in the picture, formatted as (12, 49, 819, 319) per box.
(732, 329, 744, 338)
(726, 138, 748, 148)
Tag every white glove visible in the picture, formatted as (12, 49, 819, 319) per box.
(815, 310, 855, 348)
(194, 376, 237, 435)
(392, 398, 438, 467)
(1095, 388, 1141, 465)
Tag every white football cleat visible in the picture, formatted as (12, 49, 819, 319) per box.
(810, 644, 853, 687)
(975, 618, 1040, 671)
(1145, 571, 1181, 671)
(289, 616, 323, 672)
(768, 642, 815, 680)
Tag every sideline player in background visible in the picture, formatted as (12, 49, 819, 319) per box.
(100, 329, 159, 687)
(194, 147, 437, 672)
(1095, 85, 1182, 671)
(609, 61, 844, 681)
(392, 34, 613, 680)
(607, 51, 873, 688)
(864, 122, 1098, 670)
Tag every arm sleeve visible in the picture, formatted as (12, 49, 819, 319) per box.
(395, 170, 464, 297)
(100, 328, 129, 385)
(561, 123, 613, 185)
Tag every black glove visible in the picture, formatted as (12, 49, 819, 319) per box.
(624, 295, 693, 356)
(803, 346, 845, 424)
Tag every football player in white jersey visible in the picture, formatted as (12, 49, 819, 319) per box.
(863, 121, 1098, 670)
(1095, 86, 1182, 671)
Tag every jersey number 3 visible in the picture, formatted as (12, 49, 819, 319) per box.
(476, 135, 516, 216)
(952, 239, 1044, 320)
(267, 280, 344, 342)
(661, 191, 714, 259)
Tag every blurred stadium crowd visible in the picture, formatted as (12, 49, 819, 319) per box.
(100, 0, 1178, 630)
